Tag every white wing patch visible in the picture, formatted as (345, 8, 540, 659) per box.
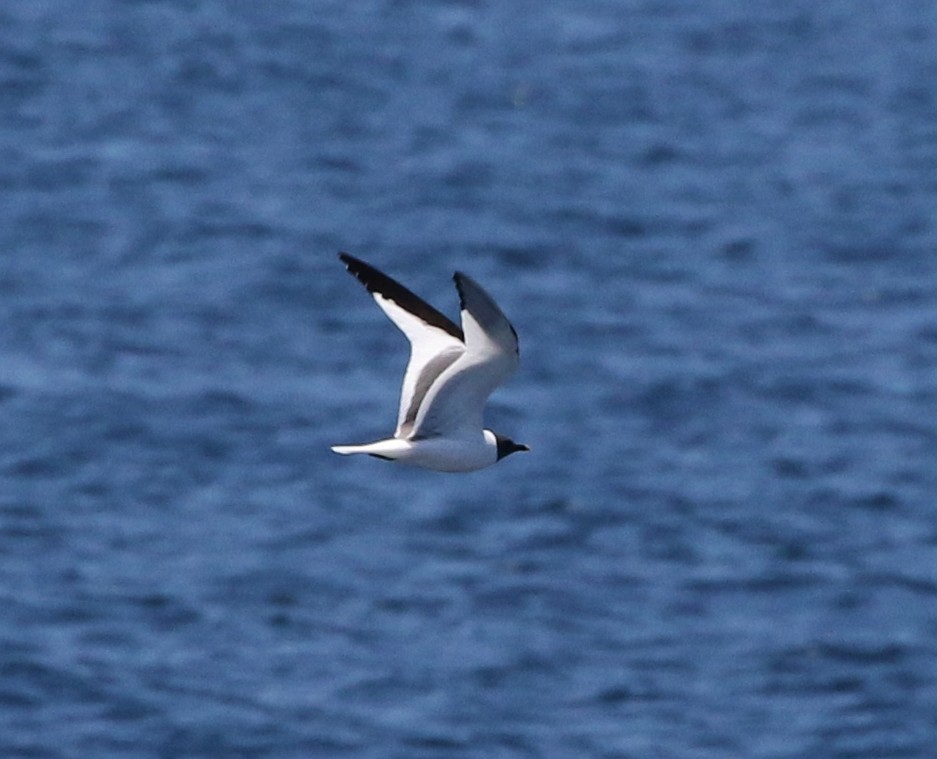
(409, 273, 519, 440)
(370, 293, 464, 435)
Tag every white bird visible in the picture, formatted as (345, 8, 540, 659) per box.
(331, 253, 529, 472)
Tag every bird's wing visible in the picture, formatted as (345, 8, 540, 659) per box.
(338, 253, 465, 437)
(408, 272, 519, 440)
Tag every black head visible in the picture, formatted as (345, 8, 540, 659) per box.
(494, 433, 530, 461)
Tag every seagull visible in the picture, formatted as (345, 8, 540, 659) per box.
(331, 252, 529, 472)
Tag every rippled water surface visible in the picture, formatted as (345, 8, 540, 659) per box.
(3, 2, 937, 757)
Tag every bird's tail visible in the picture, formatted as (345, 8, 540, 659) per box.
(330, 439, 408, 460)
(331, 445, 365, 455)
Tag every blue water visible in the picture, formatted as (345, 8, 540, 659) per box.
(3, 1, 937, 757)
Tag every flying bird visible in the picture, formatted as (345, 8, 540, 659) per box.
(331, 253, 529, 472)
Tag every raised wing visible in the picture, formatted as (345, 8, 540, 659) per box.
(338, 253, 465, 437)
(409, 272, 520, 439)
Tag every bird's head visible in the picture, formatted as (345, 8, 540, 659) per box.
(492, 433, 530, 461)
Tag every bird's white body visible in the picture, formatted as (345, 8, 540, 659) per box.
(332, 430, 499, 473)
(331, 254, 528, 473)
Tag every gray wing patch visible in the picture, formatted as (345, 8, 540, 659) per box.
(397, 346, 463, 439)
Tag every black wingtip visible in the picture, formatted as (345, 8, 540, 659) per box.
(339, 251, 364, 271)
(453, 271, 468, 311)
(338, 252, 464, 342)
(338, 252, 387, 291)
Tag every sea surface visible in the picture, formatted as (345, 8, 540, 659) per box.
(2, 1, 937, 757)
